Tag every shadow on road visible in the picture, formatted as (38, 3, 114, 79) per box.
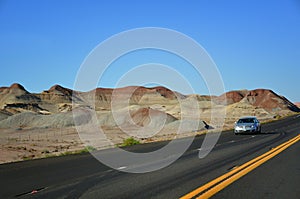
(236, 131, 281, 136)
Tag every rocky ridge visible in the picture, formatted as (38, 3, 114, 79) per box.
(0, 83, 299, 129)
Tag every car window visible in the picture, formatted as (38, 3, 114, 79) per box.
(238, 118, 255, 123)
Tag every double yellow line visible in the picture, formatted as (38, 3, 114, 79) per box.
(180, 134, 300, 199)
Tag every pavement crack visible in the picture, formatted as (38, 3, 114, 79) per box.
(15, 187, 47, 197)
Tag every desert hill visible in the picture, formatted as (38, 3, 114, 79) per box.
(215, 89, 299, 112)
(0, 83, 299, 129)
(84, 86, 185, 110)
(38, 84, 75, 103)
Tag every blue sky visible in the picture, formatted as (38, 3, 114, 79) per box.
(0, 0, 300, 102)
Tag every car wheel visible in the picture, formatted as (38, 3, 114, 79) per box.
(258, 127, 261, 133)
(256, 127, 261, 133)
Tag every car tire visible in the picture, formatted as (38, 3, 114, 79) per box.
(256, 127, 261, 134)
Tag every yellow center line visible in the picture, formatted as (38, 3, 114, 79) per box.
(180, 134, 300, 199)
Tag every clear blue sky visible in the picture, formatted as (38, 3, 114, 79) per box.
(1, 0, 300, 102)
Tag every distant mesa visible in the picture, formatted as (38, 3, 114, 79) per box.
(295, 102, 300, 108)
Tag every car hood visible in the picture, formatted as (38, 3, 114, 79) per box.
(236, 123, 254, 126)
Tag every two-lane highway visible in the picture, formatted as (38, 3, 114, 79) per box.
(0, 115, 299, 199)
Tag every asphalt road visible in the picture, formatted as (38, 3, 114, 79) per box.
(0, 115, 299, 199)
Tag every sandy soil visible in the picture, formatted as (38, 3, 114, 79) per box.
(0, 122, 207, 164)
(0, 113, 286, 164)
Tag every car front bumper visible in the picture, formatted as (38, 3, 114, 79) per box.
(234, 126, 257, 133)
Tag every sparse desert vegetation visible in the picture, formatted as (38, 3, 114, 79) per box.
(120, 137, 141, 147)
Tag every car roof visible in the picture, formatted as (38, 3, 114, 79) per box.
(239, 116, 258, 119)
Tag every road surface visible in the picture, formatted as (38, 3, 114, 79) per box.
(0, 115, 299, 199)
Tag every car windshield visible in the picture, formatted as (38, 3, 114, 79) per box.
(237, 118, 255, 123)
